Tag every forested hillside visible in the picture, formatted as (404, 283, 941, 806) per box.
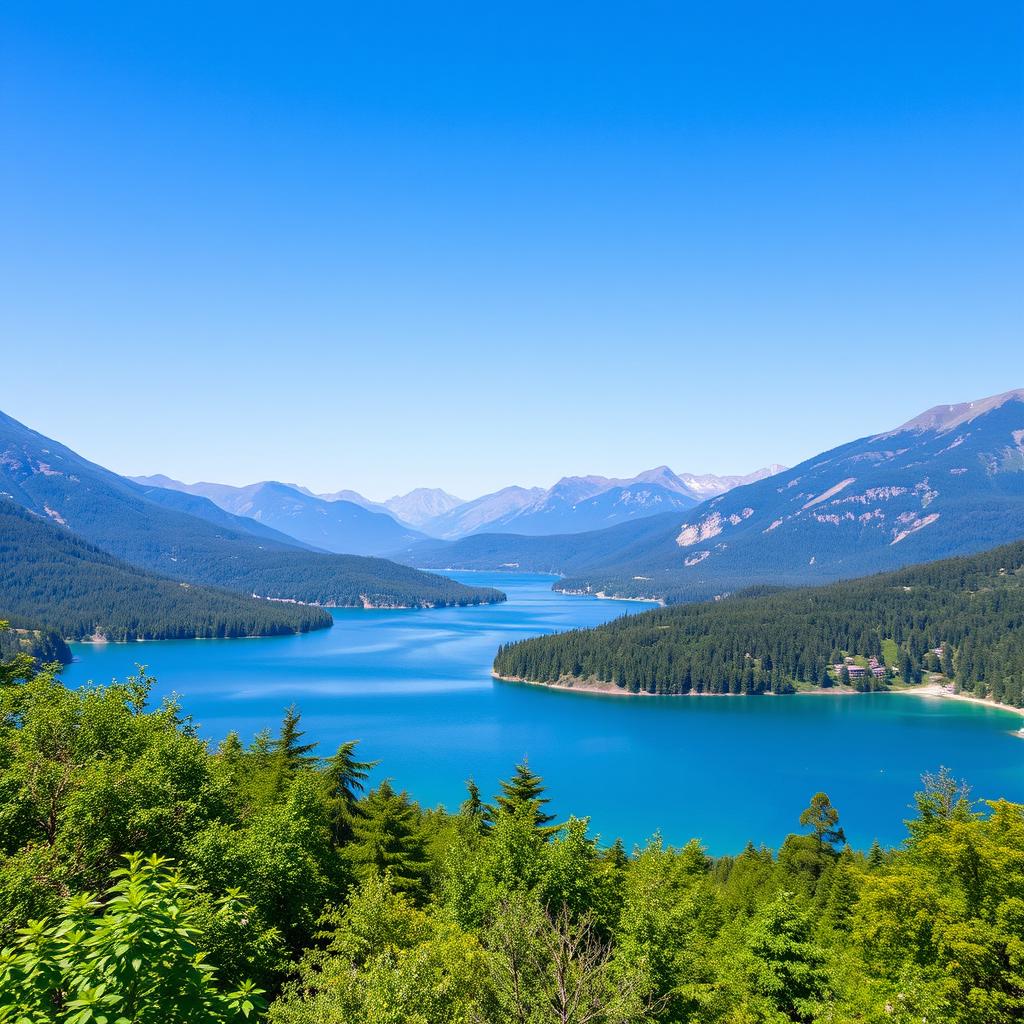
(396, 510, 682, 574)
(0, 502, 332, 641)
(494, 538, 1024, 705)
(0, 652, 1020, 1023)
(0, 409, 504, 608)
(0, 620, 70, 665)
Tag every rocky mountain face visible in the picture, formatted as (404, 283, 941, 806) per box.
(409, 466, 784, 538)
(399, 390, 1024, 603)
(421, 486, 546, 539)
(555, 389, 1024, 599)
(675, 464, 789, 499)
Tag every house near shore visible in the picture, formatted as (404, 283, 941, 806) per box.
(833, 656, 887, 680)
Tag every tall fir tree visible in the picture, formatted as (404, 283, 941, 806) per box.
(322, 740, 378, 843)
(269, 704, 318, 796)
(347, 781, 430, 899)
(489, 759, 557, 831)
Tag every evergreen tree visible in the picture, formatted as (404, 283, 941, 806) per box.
(322, 740, 378, 843)
(459, 777, 486, 828)
(867, 839, 885, 869)
(267, 705, 318, 796)
(941, 643, 955, 677)
(217, 731, 244, 759)
(490, 759, 557, 831)
(799, 792, 846, 854)
(249, 729, 272, 756)
(603, 837, 628, 871)
(270, 705, 318, 769)
(347, 781, 429, 899)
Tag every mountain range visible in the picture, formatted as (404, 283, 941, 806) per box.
(399, 389, 1024, 603)
(132, 476, 426, 556)
(129, 465, 784, 553)
(410, 465, 784, 538)
(0, 409, 504, 641)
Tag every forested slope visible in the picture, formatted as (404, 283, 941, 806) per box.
(0, 501, 332, 641)
(0, 409, 503, 608)
(494, 538, 1024, 704)
(0, 620, 70, 665)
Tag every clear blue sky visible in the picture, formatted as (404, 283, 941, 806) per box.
(1, 3, 1021, 500)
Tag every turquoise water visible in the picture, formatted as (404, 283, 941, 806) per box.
(63, 572, 1024, 853)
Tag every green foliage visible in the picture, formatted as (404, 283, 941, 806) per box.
(3, 647, 1024, 1022)
(346, 781, 430, 899)
(0, 620, 70, 669)
(489, 758, 558, 830)
(270, 874, 495, 1024)
(321, 740, 378, 843)
(495, 538, 1024, 704)
(744, 891, 826, 1022)
(0, 853, 264, 1024)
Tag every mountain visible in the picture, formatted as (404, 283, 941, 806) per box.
(0, 499, 332, 640)
(423, 486, 547, 539)
(493, 535, 1024, 706)
(415, 474, 685, 539)
(402, 389, 1024, 603)
(393, 509, 685, 575)
(469, 477, 699, 536)
(412, 466, 782, 539)
(317, 488, 383, 509)
(132, 476, 425, 556)
(0, 410, 504, 608)
(382, 488, 464, 526)
(130, 477, 321, 548)
(308, 485, 465, 529)
(675, 464, 788, 499)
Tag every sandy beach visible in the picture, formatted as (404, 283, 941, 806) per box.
(895, 681, 1024, 720)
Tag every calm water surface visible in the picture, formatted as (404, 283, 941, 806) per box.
(63, 572, 1024, 853)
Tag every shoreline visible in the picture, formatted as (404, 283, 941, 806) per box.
(894, 681, 1024, 720)
(494, 673, 1024, 721)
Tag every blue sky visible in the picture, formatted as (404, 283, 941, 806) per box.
(1, 3, 1021, 499)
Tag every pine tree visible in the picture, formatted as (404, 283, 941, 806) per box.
(799, 793, 846, 854)
(322, 740, 379, 843)
(347, 781, 429, 898)
(217, 731, 243, 760)
(268, 705, 319, 796)
(323, 740, 377, 809)
(459, 777, 485, 823)
(603, 837, 628, 871)
(249, 729, 272, 756)
(941, 643, 954, 677)
(489, 759, 557, 832)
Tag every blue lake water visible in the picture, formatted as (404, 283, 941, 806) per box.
(63, 572, 1024, 854)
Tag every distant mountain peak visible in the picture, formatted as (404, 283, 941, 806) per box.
(383, 488, 465, 527)
(676, 465, 787, 498)
(878, 388, 1024, 438)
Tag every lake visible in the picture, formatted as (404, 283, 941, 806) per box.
(62, 572, 1024, 853)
